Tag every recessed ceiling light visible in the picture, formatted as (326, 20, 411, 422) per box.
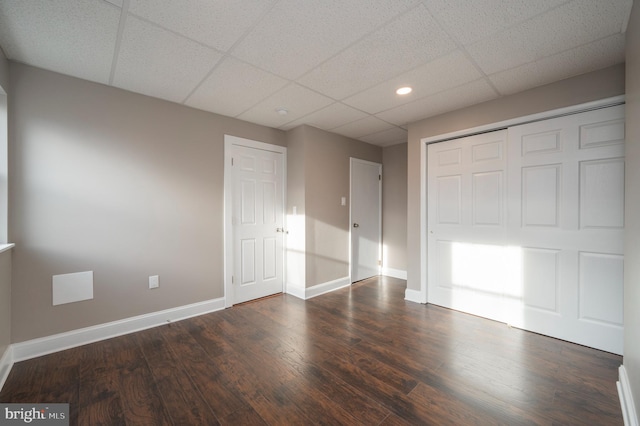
(276, 107, 288, 116)
(396, 87, 412, 95)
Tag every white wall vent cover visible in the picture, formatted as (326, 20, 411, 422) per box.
(52, 271, 94, 306)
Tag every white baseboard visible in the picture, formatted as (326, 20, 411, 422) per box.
(0, 345, 14, 391)
(305, 276, 351, 299)
(11, 297, 225, 363)
(618, 365, 639, 426)
(382, 268, 407, 280)
(405, 288, 425, 304)
(286, 277, 352, 300)
(285, 284, 306, 300)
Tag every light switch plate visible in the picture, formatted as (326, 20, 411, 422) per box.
(149, 275, 159, 289)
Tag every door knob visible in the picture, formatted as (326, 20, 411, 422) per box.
(353, 223, 359, 228)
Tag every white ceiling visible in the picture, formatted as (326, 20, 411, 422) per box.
(0, 0, 633, 147)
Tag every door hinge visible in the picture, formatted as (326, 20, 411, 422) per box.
(231, 157, 234, 166)
(379, 174, 381, 181)
(231, 275, 234, 284)
(378, 260, 382, 266)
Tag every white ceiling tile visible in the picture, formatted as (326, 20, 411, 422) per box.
(466, 0, 633, 75)
(425, 0, 568, 45)
(343, 50, 481, 114)
(279, 103, 369, 131)
(232, 0, 419, 80)
(0, 0, 633, 147)
(376, 79, 498, 126)
(331, 116, 395, 139)
(237, 83, 334, 128)
(360, 127, 408, 146)
(298, 4, 457, 100)
(113, 16, 222, 103)
(490, 34, 625, 95)
(103, 0, 124, 7)
(186, 57, 288, 118)
(0, 0, 120, 84)
(128, 0, 275, 52)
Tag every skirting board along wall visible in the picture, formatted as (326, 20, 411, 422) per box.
(0, 297, 225, 392)
(381, 268, 407, 280)
(0, 346, 12, 391)
(287, 276, 351, 300)
(285, 284, 306, 300)
(404, 288, 424, 304)
(618, 365, 639, 426)
(287, 273, 408, 301)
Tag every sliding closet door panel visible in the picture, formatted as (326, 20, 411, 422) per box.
(507, 104, 624, 354)
(427, 130, 508, 323)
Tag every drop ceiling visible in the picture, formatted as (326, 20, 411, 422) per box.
(0, 0, 633, 146)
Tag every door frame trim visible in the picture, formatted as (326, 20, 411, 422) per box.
(223, 135, 287, 308)
(349, 157, 382, 283)
(413, 95, 625, 305)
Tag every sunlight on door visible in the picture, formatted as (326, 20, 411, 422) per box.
(446, 242, 523, 324)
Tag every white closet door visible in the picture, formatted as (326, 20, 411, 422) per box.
(427, 130, 508, 323)
(427, 105, 624, 354)
(507, 105, 625, 354)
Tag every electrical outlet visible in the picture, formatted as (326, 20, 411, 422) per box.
(149, 275, 159, 289)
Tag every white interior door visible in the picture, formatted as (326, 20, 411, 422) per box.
(427, 105, 624, 354)
(228, 139, 285, 305)
(427, 130, 508, 322)
(506, 105, 625, 354)
(351, 158, 381, 282)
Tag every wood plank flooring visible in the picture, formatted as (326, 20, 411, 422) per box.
(0, 276, 623, 425)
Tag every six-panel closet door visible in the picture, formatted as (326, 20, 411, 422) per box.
(427, 130, 509, 324)
(506, 105, 624, 354)
(427, 104, 625, 354)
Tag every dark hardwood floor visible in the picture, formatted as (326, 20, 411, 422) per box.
(0, 276, 623, 425)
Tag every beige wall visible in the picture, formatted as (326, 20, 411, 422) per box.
(0, 49, 9, 363)
(287, 125, 381, 287)
(285, 126, 307, 290)
(406, 64, 626, 292)
(286, 126, 307, 219)
(9, 63, 286, 342)
(7, 63, 385, 341)
(0, 48, 8, 91)
(0, 48, 8, 244)
(624, 1, 640, 414)
(382, 143, 407, 272)
(0, 250, 11, 358)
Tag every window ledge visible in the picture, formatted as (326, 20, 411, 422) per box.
(0, 243, 15, 254)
